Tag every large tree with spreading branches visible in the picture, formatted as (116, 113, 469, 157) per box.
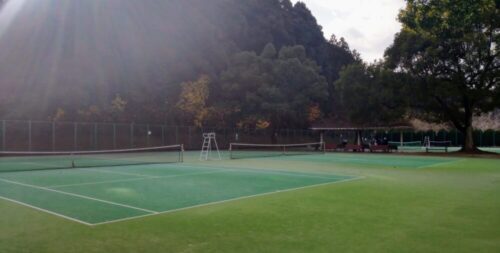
(385, 0, 499, 152)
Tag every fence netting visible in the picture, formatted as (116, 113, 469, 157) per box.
(0, 120, 498, 151)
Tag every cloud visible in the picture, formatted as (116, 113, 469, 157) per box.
(292, 0, 405, 62)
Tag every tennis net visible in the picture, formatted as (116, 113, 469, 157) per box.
(0, 145, 184, 173)
(388, 141, 422, 147)
(229, 142, 325, 159)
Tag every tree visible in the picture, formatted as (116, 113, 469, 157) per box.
(219, 44, 328, 132)
(385, 0, 499, 152)
(176, 75, 212, 127)
(335, 62, 410, 125)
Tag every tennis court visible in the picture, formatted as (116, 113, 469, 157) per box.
(0, 150, 357, 225)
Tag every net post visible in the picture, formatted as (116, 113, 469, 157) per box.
(180, 144, 184, 162)
(400, 131, 404, 146)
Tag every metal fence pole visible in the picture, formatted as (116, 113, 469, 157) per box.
(175, 126, 179, 144)
(74, 122, 78, 151)
(94, 123, 98, 150)
(28, 120, 32, 151)
(161, 125, 165, 146)
(52, 122, 56, 151)
(130, 123, 134, 148)
(188, 127, 192, 150)
(113, 124, 116, 149)
(1, 120, 5, 151)
(146, 124, 150, 147)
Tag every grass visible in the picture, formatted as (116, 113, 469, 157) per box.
(0, 152, 499, 252)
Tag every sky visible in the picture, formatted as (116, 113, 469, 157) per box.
(292, 0, 406, 62)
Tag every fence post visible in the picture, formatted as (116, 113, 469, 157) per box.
(146, 124, 150, 147)
(130, 123, 134, 148)
(175, 126, 179, 144)
(161, 125, 165, 146)
(1, 120, 5, 151)
(52, 122, 56, 151)
(94, 123, 98, 150)
(188, 126, 192, 150)
(113, 124, 117, 149)
(73, 122, 78, 151)
(28, 120, 32, 151)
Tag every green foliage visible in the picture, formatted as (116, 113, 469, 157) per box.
(384, 0, 499, 150)
(219, 44, 328, 129)
(335, 63, 410, 125)
(176, 75, 212, 127)
(0, 0, 356, 123)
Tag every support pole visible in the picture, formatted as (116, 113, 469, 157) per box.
(161, 125, 165, 146)
(73, 122, 78, 151)
(94, 123, 98, 150)
(130, 123, 134, 148)
(175, 126, 179, 144)
(52, 122, 56, 151)
(146, 124, 150, 147)
(400, 131, 404, 146)
(113, 124, 116, 149)
(28, 120, 32, 151)
(1, 120, 5, 151)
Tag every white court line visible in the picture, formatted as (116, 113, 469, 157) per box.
(0, 167, 363, 226)
(48, 169, 230, 188)
(164, 163, 352, 180)
(84, 168, 152, 177)
(0, 178, 157, 214)
(0, 195, 92, 226)
(91, 176, 365, 226)
(416, 159, 466, 169)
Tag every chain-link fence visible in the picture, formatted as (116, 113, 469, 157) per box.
(0, 120, 498, 151)
(0, 120, 321, 151)
(321, 128, 500, 147)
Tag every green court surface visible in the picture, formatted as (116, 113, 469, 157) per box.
(1, 151, 499, 253)
(0, 158, 355, 225)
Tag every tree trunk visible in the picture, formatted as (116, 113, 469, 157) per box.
(462, 125, 476, 152)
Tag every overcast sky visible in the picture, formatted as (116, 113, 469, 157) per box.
(292, 0, 406, 62)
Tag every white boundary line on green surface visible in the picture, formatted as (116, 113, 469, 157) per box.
(90, 176, 365, 226)
(416, 159, 466, 169)
(0, 178, 157, 214)
(47, 169, 230, 188)
(85, 168, 151, 177)
(0, 195, 93, 226)
(164, 163, 353, 180)
(0, 173, 364, 226)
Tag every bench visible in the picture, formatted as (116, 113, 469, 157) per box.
(344, 144, 363, 152)
(370, 145, 390, 153)
(325, 143, 338, 151)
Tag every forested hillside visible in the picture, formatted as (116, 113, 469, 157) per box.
(0, 0, 357, 128)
